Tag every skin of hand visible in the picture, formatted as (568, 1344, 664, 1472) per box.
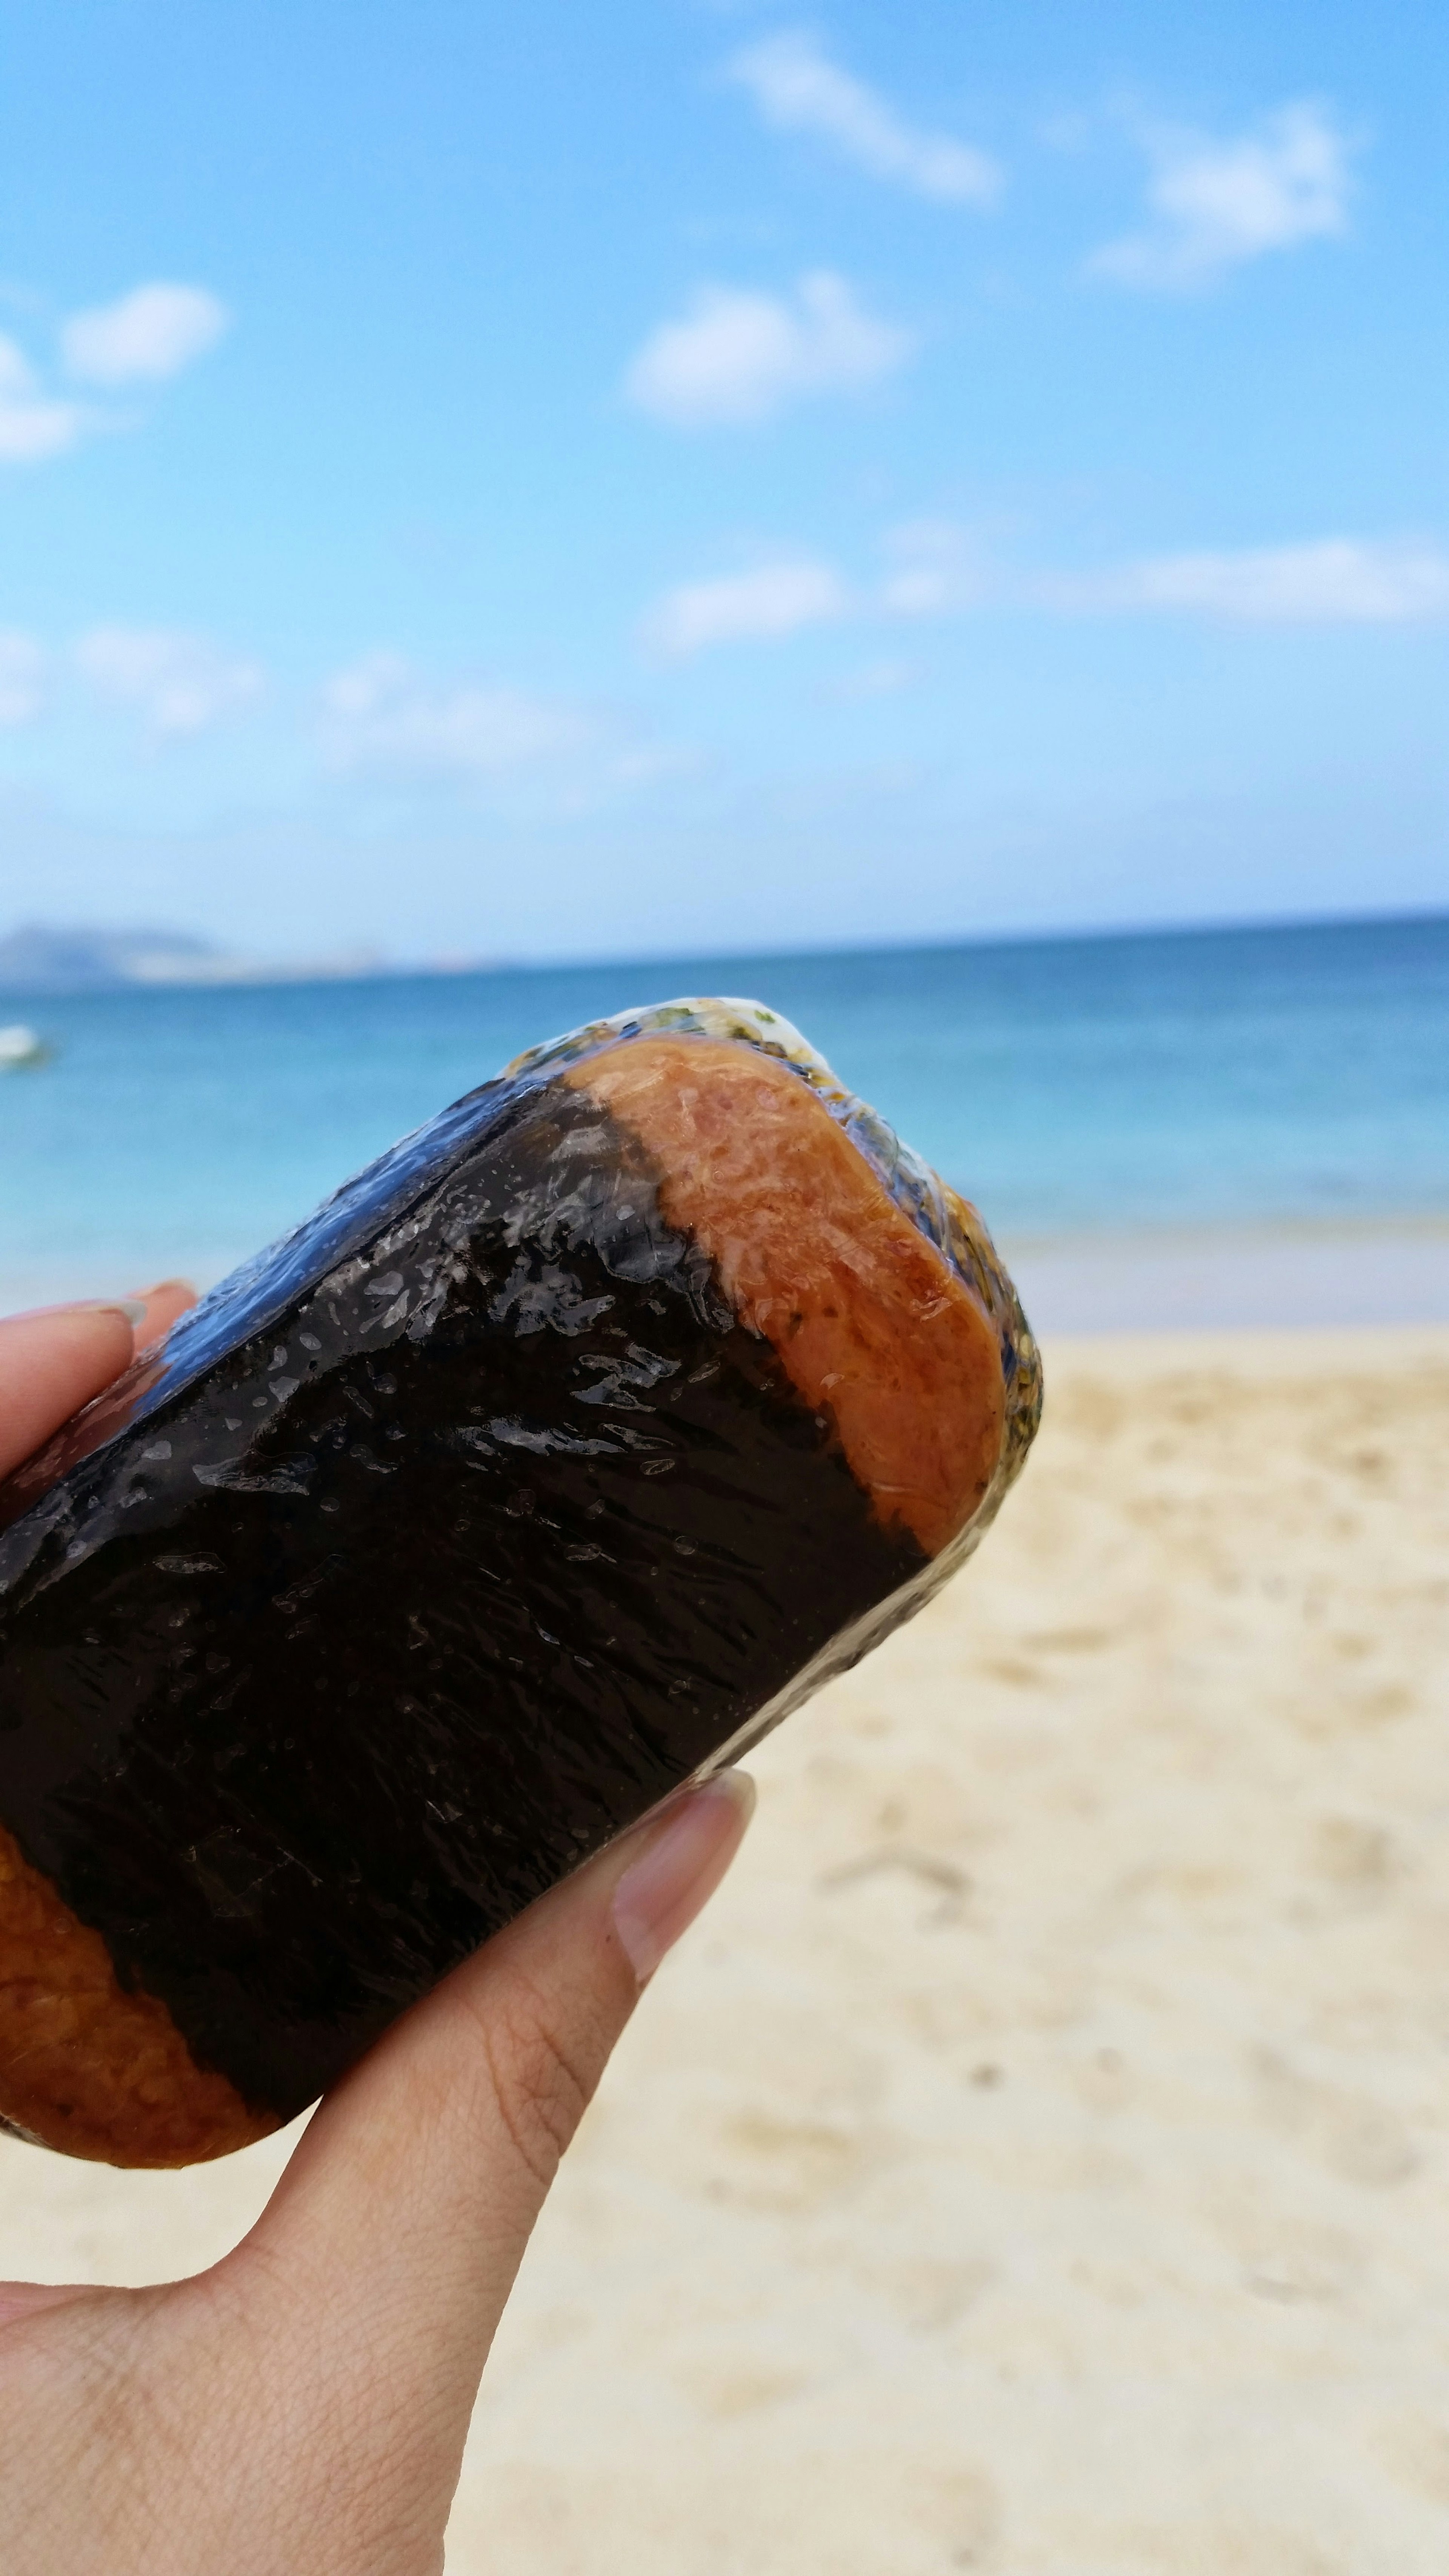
(0, 1293, 754, 2576)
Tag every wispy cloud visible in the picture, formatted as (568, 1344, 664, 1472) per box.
(645, 528, 1449, 655)
(1091, 101, 1356, 291)
(880, 520, 989, 617)
(645, 523, 994, 653)
(880, 524, 1449, 624)
(646, 558, 851, 656)
(625, 271, 911, 427)
(1055, 539, 1449, 622)
(0, 631, 46, 723)
(76, 627, 265, 734)
(726, 28, 1001, 205)
(0, 335, 82, 462)
(320, 654, 595, 781)
(61, 283, 230, 386)
(828, 656, 916, 700)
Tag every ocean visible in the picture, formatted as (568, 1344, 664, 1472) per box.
(2, 912, 1447, 1327)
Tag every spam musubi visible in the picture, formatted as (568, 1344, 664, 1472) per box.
(0, 1000, 1041, 2167)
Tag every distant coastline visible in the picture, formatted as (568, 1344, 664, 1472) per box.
(2, 906, 1445, 999)
(1, 915, 1445, 1332)
(0, 923, 499, 995)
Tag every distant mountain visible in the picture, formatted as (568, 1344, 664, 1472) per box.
(0, 925, 223, 992)
(0, 923, 404, 993)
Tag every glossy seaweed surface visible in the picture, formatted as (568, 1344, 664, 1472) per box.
(0, 1001, 1038, 2139)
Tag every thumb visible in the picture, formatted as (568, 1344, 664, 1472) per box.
(0, 1301, 143, 1481)
(211, 1772, 753, 2526)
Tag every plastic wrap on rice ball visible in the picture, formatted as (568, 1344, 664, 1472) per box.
(0, 999, 1042, 2165)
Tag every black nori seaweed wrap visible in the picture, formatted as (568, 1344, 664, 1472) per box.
(0, 1000, 1040, 2165)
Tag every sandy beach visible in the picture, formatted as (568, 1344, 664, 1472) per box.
(4, 1322, 1449, 2573)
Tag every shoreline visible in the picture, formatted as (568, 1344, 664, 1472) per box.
(4, 1214, 1447, 1337)
(1004, 1216, 1449, 1334)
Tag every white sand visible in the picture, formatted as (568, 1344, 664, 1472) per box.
(4, 1326, 1449, 2573)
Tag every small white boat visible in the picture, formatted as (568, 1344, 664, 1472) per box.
(0, 1023, 52, 1070)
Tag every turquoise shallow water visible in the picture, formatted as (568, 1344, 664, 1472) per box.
(1, 914, 1446, 1306)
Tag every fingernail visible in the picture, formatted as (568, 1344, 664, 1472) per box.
(128, 1278, 198, 1303)
(6, 1298, 147, 1327)
(611, 1770, 755, 1985)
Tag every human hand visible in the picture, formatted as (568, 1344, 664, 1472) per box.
(0, 1293, 754, 2574)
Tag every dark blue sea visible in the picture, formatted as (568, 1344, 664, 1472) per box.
(2, 913, 1446, 1307)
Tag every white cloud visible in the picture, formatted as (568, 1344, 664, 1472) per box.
(61, 283, 229, 386)
(1091, 101, 1355, 290)
(0, 334, 82, 462)
(321, 653, 594, 780)
(880, 520, 990, 617)
(0, 631, 46, 723)
(727, 29, 1000, 205)
(625, 271, 911, 427)
(1058, 539, 1449, 622)
(76, 627, 265, 734)
(0, 282, 227, 466)
(646, 558, 851, 656)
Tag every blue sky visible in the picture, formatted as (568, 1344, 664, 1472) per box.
(1, 0, 1446, 962)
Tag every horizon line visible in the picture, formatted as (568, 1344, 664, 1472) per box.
(1, 898, 1445, 1001)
